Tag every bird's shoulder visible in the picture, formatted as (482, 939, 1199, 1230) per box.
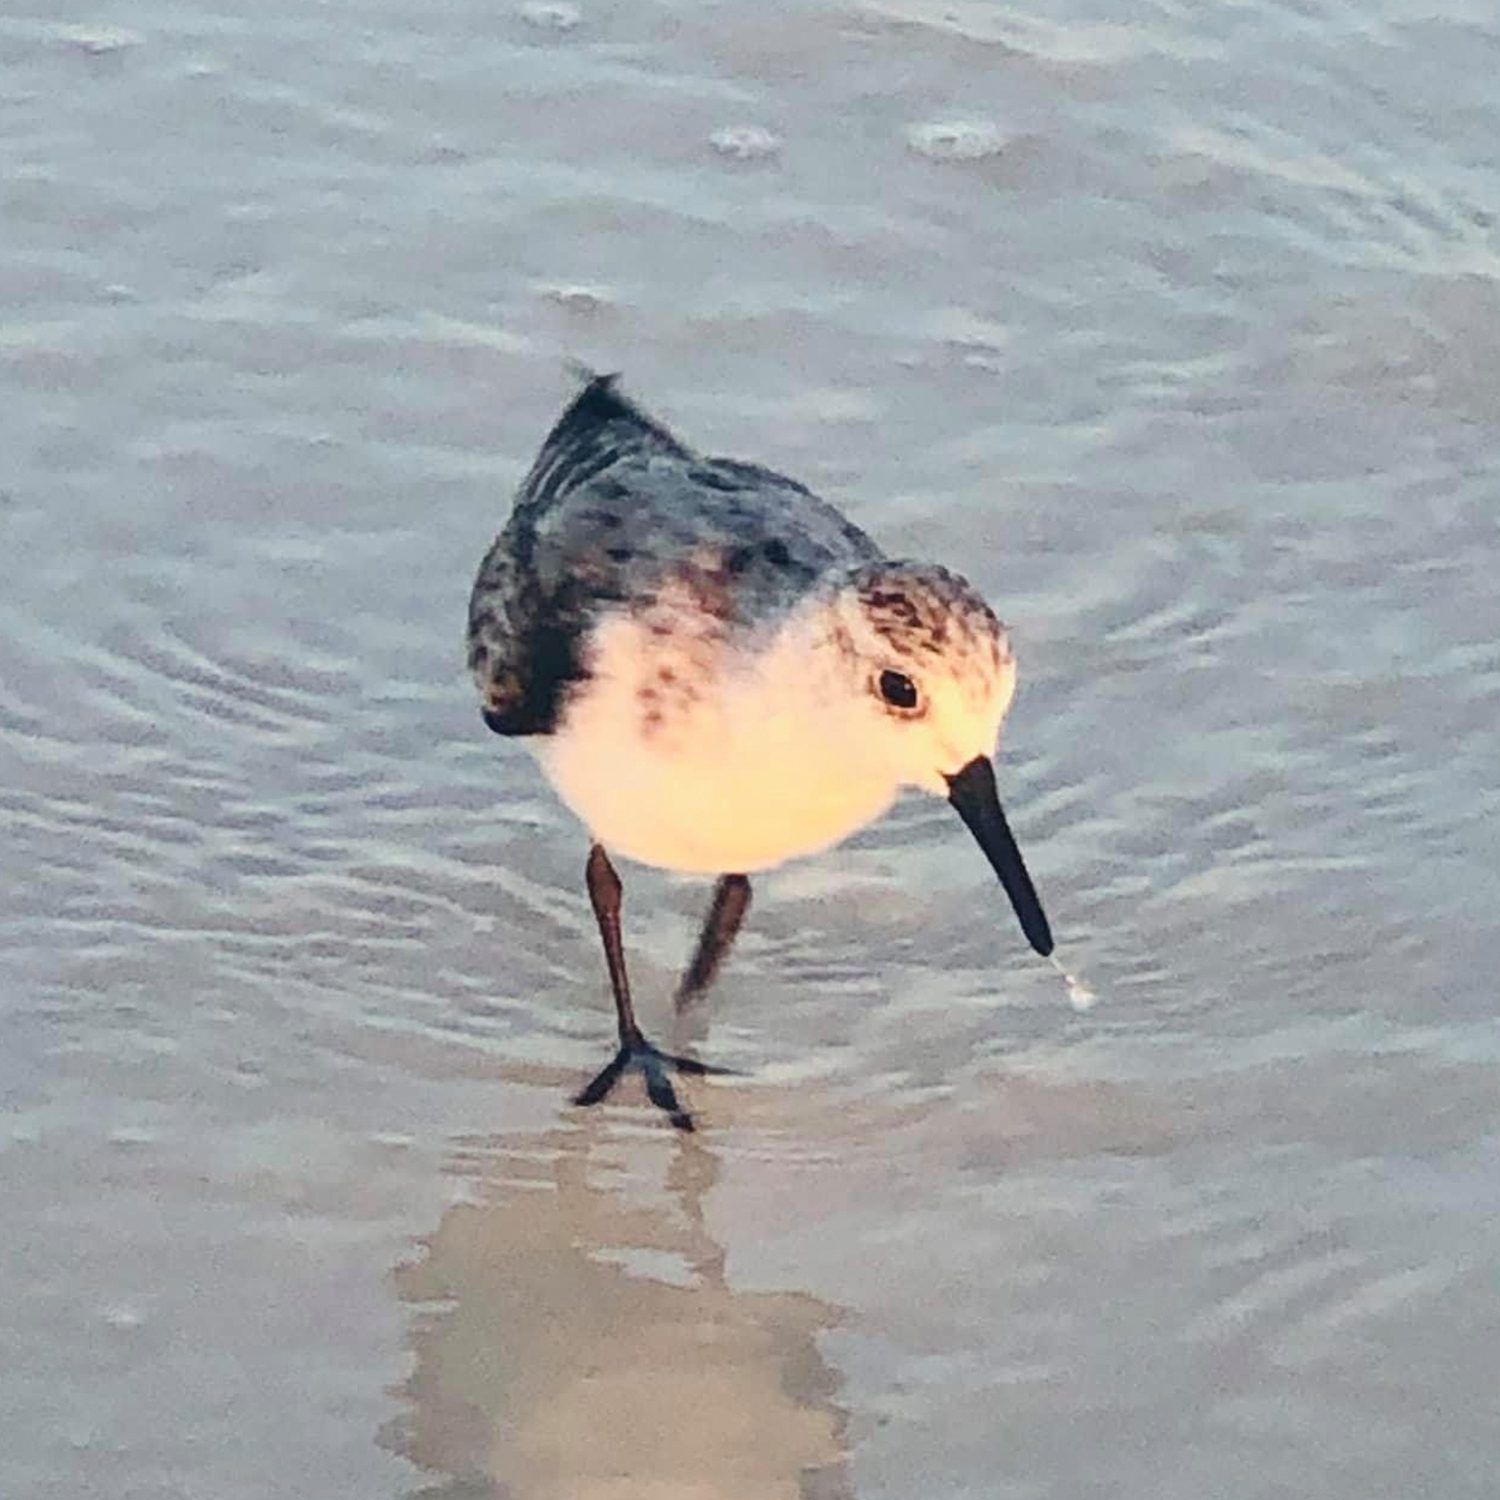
(520, 378, 879, 606)
(467, 377, 881, 734)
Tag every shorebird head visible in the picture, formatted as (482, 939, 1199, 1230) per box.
(825, 561, 1053, 955)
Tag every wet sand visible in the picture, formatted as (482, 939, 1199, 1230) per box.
(4, 1, 1500, 1496)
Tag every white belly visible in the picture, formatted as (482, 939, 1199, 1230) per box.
(534, 615, 895, 874)
(537, 704, 894, 874)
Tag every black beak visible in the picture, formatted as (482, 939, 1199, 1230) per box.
(945, 755, 1053, 957)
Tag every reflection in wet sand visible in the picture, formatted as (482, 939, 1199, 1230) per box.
(385, 1122, 852, 1499)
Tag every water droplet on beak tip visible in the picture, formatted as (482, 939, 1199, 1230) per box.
(1048, 953, 1097, 1012)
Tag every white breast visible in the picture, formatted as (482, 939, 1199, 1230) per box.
(535, 609, 895, 874)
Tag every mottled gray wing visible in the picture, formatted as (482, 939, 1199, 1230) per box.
(468, 376, 881, 735)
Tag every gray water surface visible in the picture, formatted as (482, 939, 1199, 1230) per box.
(4, 1, 1499, 1496)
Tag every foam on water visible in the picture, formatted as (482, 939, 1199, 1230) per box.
(708, 124, 783, 162)
(905, 119, 1008, 162)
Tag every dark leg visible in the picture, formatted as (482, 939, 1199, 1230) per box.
(676, 874, 752, 1009)
(573, 844, 733, 1131)
(585, 842, 641, 1046)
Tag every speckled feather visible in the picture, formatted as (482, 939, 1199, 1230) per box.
(467, 375, 881, 735)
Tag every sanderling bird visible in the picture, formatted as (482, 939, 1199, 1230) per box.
(468, 375, 1053, 1129)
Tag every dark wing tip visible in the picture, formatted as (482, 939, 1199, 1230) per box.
(562, 356, 611, 386)
(543, 369, 688, 459)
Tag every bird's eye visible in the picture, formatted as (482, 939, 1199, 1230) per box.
(877, 669, 920, 710)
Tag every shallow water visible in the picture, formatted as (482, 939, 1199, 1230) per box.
(4, 1, 1499, 1495)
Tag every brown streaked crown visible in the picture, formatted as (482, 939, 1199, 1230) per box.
(848, 560, 1011, 671)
